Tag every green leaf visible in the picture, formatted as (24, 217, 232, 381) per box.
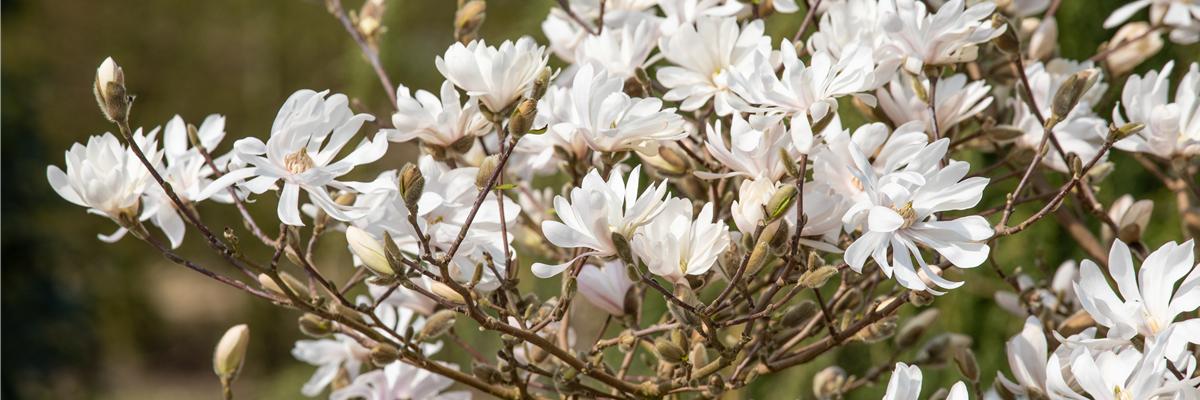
(492, 183, 519, 190)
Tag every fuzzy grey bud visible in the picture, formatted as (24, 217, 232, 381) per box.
(399, 163, 424, 213)
(800, 265, 838, 288)
(94, 57, 132, 122)
(813, 366, 846, 399)
(781, 300, 818, 328)
(421, 310, 457, 340)
(915, 333, 973, 368)
(618, 330, 637, 353)
(779, 148, 799, 178)
(562, 276, 578, 302)
(745, 241, 770, 278)
(473, 362, 504, 384)
(532, 67, 553, 101)
(668, 283, 703, 330)
(476, 155, 500, 191)
(612, 232, 634, 265)
(654, 338, 686, 365)
(298, 314, 332, 337)
(508, 98, 538, 139)
(954, 347, 980, 382)
(370, 343, 400, 367)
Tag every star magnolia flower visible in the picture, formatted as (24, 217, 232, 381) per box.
(354, 293, 443, 355)
(842, 139, 992, 293)
(997, 316, 1085, 400)
(729, 39, 877, 119)
(577, 261, 635, 316)
(515, 85, 593, 177)
(435, 37, 549, 114)
(575, 20, 660, 80)
(532, 165, 669, 278)
(656, 16, 777, 116)
(812, 120, 929, 204)
(198, 90, 388, 226)
(292, 333, 370, 397)
(47, 129, 161, 242)
(1008, 60, 1110, 173)
(632, 198, 730, 285)
(657, 0, 744, 36)
(1104, 0, 1200, 44)
(552, 64, 686, 156)
(883, 363, 969, 400)
(807, 0, 900, 83)
(876, 71, 993, 136)
(331, 362, 470, 400)
(879, 0, 1005, 74)
(1073, 240, 1199, 341)
(1068, 334, 1200, 400)
(140, 114, 235, 249)
(696, 113, 814, 181)
(387, 81, 491, 148)
(1112, 61, 1200, 159)
(729, 176, 848, 254)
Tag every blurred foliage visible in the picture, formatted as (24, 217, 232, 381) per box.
(1, 0, 1195, 399)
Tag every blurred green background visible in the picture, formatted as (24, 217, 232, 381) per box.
(2, 0, 1196, 399)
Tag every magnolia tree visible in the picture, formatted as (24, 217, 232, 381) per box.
(48, 0, 1200, 399)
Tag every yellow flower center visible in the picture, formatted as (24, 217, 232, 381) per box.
(891, 201, 918, 229)
(284, 147, 316, 175)
(1144, 312, 1164, 334)
(1113, 385, 1132, 400)
(850, 175, 864, 190)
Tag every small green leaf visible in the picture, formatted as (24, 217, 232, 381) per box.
(492, 183, 519, 190)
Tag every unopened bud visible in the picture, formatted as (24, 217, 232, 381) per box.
(779, 148, 799, 178)
(809, 110, 837, 136)
(993, 378, 1018, 400)
(800, 265, 838, 288)
(618, 330, 637, 353)
(813, 366, 846, 399)
(346, 226, 394, 275)
(852, 317, 896, 343)
(668, 283, 703, 330)
(648, 147, 689, 176)
(1067, 153, 1084, 178)
(909, 74, 929, 103)
(213, 324, 250, 382)
(832, 287, 862, 314)
(653, 338, 686, 365)
(954, 347, 980, 382)
(431, 281, 467, 305)
(508, 98, 538, 139)
(562, 276, 578, 302)
(94, 57, 132, 122)
(1108, 122, 1145, 143)
(915, 333, 973, 368)
(454, 0, 487, 44)
(781, 300, 818, 328)
(370, 343, 399, 366)
(745, 240, 770, 277)
(259, 272, 309, 300)
(612, 232, 634, 265)
(421, 310, 457, 340)
(473, 362, 504, 384)
(532, 67, 552, 101)
(896, 309, 940, 351)
(476, 155, 500, 191)
(991, 15, 1021, 56)
(332, 303, 366, 324)
(380, 230, 406, 274)
(987, 125, 1026, 141)
(1050, 69, 1099, 125)
(298, 313, 332, 337)
(286, 225, 302, 251)
(717, 250, 740, 280)
(399, 163, 425, 213)
(690, 342, 709, 369)
(768, 221, 791, 257)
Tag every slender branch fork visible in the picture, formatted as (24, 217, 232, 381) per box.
(327, 0, 399, 111)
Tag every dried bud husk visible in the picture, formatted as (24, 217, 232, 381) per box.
(473, 362, 504, 384)
(800, 265, 839, 288)
(612, 232, 634, 265)
(476, 155, 500, 191)
(213, 324, 250, 382)
(1108, 122, 1145, 143)
(781, 300, 818, 328)
(654, 338, 686, 365)
(809, 109, 837, 136)
(669, 283, 704, 330)
(562, 276, 578, 302)
(399, 163, 425, 213)
(832, 287, 862, 314)
(954, 347, 980, 382)
(346, 226, 394, 275)
(370, 343, 400, 367)
(618, 330, 637, 353)
(896, 309, 940, 351)
(431, 281, 467, 305)
(94, 57, 131, 122)
(508, 98, 538, 139)
(915, 333, 973, 368)
(745, 240, 771, 277)
(298, 313, 333, 337)
(991, 14, 1020, 56)
(813, 366, 847, 399)
(454, 0, 486, 44)
(993, 379, 1018, 400)
(421, 310, 457, 340)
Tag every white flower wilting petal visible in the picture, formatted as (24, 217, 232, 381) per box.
(1073, 239, 1200, 342)
(553, 64, 686, 156)
(876, 71, 993, 136)
(632, 198, 730, 285)
(532, 165, 669, 278)
(657, 16, 777, 116)
(729, 39, 877, 117)
(1112, 61, 1200, 159)
(577, 261, 636, 316)
(842, 139, 992, 293)
(387, 81, 491, 148)
(436, 37, 549, 114)
(878, 0, 1005, 74)
(47, 129, 162, 243)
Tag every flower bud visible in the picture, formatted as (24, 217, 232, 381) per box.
(508, 98, 538, 139)
(346, 226, 394, 275)
(298, 313, 333, 337)
(380, 230, 407, 274)
(1107, 122, 1145, 143)
(612, 232, 634, 265)
(781, 300, 817, 328)
(473, 362, 504, 384)
(475, 155, 500, 191)
(909, 74, 929, 103)
(809, 110, 837, 137)
(986, 124, 1026, 142)
(812, 366, 846, 399)
(421, 309, 457, 340)
(779, 148, 799, 178)
(618, 330, 637, 353)
(653, 338, 686, 365)
(259, 272, 309, 300)
(1066, 152, 1084, 178)
(915, 333, 973, 368)
(94, 57, 132, 122)
(562, 276, 578, 302)
(993, 379, 1018, 400)
(852, 317, 896, 343)
(991, 15, 1021, 56)
(745, 240, 770, 277)
(213, 324, 250, 382)
(689, 342, 709, 369)
(355, 0, 387, 45)
(531, 67, 553, 101)
(332, 303, 366, 324)
(1027, 17, 1057, 61)
(644, 147, 690, 177)
(370, 343, 400, 366)
(668, 283, 703, 330)
(1050, 69, 1099, 126)
(398, 163, 425, 213)
(431, 281, 467, 305)
(832, 287, 862, 314)
(800, 265, 838, 288)
(896, 309, 939, 351)
(717, 250, 740, 280)
(954, 347, 980, 382)
(454, 0, 487, 44)
(1056, 309, 1096, 337)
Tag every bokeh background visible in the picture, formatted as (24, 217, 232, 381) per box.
(2, 0, 1196, 399)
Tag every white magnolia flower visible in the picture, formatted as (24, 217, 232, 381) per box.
(879, 0, 1005, 74)
(1069, 335, 1200, 400)
(577, 261, 635, 316)
(1008, 60, 1109, 173)
(515, 85, 593, 177)
(1112, 61, 1200, 159)
(656, 16, 777, 116)
(657, 0, 744, 36)
(436, 37, 549, 113)
(996, 315, 1085, 400)
(876, 71, 993, 136)
(532, 165, 669, 278)
(883, 363, 970, 400)
(1101, 195, 1155, 244)
(140, 114, 235, 248)
(1105, 22, 1166, 78)
(842, 139, 992, 293)
(632, 198, 730, 285)
(807, 0, 898, 78)
(292, 333, 370, 397)
(696, 113, 806, 181)
(575, 20, 660, 80)
(812, 120, 929, 204)
(198, 90, 388, 226)
(331, 361, 470, 400)
(729, 39, 877, 119)
(552, 64, 686, 156)
(729, 176, 849, 254)
(387, 81, 491, 148)
(1073, 240, 1200, 341)
(47, 129, 161, 242)
(1103, 0, 1200, 44)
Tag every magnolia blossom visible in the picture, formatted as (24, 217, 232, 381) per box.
(48, 129, 161, 242)
(577, 261, 635, 316)
(515, 85, 593, 176)
(807, 0, 898, 79)
(632, 198, 730, 285)
(882, 363, 969, 400)
(293, 334, 371, 396)
(1068, 336, 1200, 400)
(729, 39, 877, 119)
(1112, 61, 1200, 159)
(140, 114, 236, 248)
(729, 176, 848, 253)
(656, 16, 776, 115)
(843, 139, 992, 293)
(1103, 0, 1200, 44)
(879, 0, 1005, 74)
(551, 64, 686, 156)
(656, 0, 744, 36)
(575, 20, 660, 80)
(331, 362, 470, 400)
(996, 316, 1085, 400)
(532, 165, 668, 278)
(1008, 60, 1109, 173)
(876, 72, 993, 135)
(1074, 240, 1199, 341)
(1105, 22, 1166, 78)
(812, 120, 929, 204)
(198, 90, 388, 226)
(1101, 195, 1154, 244)
(696, 113, 800, 181)
(387, 81, 490, 148)
(435, 37, 549, 113)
